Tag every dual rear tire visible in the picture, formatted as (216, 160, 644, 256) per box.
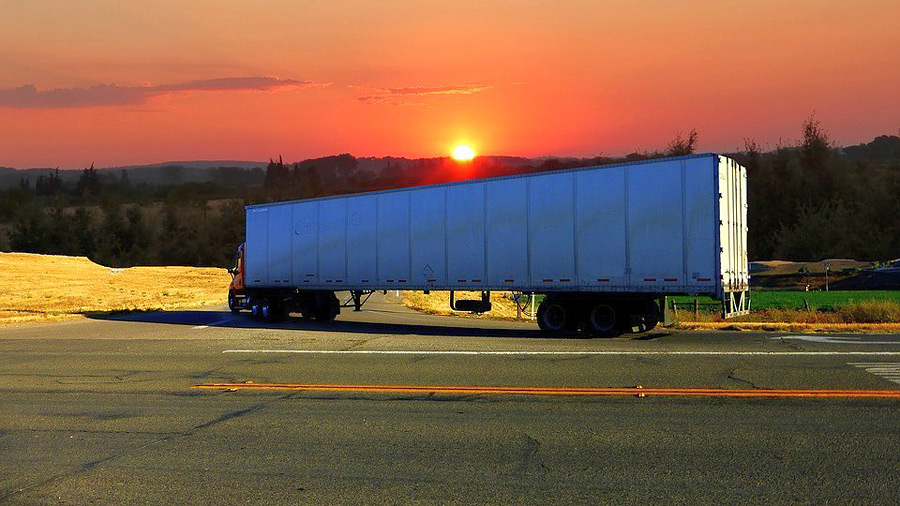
(536, 297, 658, 337)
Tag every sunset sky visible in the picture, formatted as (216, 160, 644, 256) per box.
(1, 0, 898, 168)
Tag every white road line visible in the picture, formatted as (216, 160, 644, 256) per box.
(848, 362, 900, 386)
(192, 318, 234, 330)
(222, 350, 900, 356)
(776, 335, 900, 345)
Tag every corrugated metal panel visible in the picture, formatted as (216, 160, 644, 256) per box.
(627, 160, 684, 289)
(447, 183, 486, 287)
(318, 199, 346, 284)
(346, 195, 376, 285)
(410, 188, 446, 286)
(291, 202, 317, 285)
(244, 153, 746, 298)
(486, 179, 528, 287)
(576, 167, 627, 287)
(529, 172, 575, 288)
(245, 208, 268, 285)
(376, 192, 410, 285)
(717, 156, 750, 295)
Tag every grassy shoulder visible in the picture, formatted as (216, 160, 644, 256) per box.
(0, 252, 230, 323)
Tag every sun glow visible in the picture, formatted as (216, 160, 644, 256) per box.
(451, 144, 476, 161)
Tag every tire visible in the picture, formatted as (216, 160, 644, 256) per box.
(585, 303, 620, 337)
(250, 300, 262, 318)
(228, 290, 241, 313)
(537, 301, 568, 332)
(261, 300, 272, 320)
(314, 298, 339, 322)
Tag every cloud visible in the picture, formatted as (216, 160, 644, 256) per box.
(0, 77, 323, 108)
(357, 83, 492, 105)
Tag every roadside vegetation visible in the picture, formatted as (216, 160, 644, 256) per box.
(404, 290, 900, 331)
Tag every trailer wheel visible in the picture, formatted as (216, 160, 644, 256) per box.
(585, 303, 620, 337)
(313, 294, 340, 322)
(250, 300, 262, 318)
(228, 290, 241, 313)
(537, 301, 568, 332)
(260, 300, 273, 320)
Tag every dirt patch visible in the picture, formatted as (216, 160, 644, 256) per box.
(0, 252, 230, 323)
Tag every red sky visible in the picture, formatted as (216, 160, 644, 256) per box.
(1, 0, 898, 168)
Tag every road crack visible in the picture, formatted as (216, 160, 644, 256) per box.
(727, 369, 759, 389)
(516, 433, 550, 477)
(0, 394, 292, 501)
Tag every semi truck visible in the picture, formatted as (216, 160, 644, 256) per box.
(227, 153, 749, 336)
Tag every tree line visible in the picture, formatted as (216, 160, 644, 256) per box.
(0, 117, 898, 267)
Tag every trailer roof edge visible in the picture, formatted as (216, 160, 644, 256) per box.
(245, 153, 729, 210)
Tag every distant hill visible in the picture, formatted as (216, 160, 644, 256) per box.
(842, 135, 900, 161)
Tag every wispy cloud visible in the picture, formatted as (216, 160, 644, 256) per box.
(0, 77, 324, 108)
(356, 83, 492, 105)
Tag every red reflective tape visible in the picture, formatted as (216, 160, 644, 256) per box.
(471, 279, 481, 282)
(361, 279, 369, 283)
(597, 278, 610, 282)
(504, 279, 515, 283)
(427, 279, 437, 282)
(398, 280, 407, 283)
(386, 279, 394, 283)
(664, 278, 678, 282)
(542, 278, 553, 282)
(457, 279, 467, 283)
(697, 278, 711, 282)
(559, 278, 571, 282)
(644, 278, 657, 282)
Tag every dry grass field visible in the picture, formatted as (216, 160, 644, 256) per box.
(402, 291, 531, 321)
(0, 252, 230, 323)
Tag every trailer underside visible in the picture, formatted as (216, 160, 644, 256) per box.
(228, 287, 750, 337)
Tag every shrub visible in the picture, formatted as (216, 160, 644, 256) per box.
(839, 300, 900, 323)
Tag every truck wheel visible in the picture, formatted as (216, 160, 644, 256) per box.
(260, 300, 273, 320)
(537, 301, 568, 332)
(314, 299, 339, 322)
(584, 303, 622, 337)
(228, 290, 241, 313)
(585, 303, 620, 337)
(250, 300, 262, 318)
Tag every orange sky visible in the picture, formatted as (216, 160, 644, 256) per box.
(1, 0, 898, 168)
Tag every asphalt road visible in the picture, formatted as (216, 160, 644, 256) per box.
(2, 293, 900, 504)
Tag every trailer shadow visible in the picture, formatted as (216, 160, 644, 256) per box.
(90, 309, 673, 340)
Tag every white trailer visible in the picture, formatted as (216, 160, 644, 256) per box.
(228, 153, 749, 336)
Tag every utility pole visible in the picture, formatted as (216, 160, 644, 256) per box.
(824, 262, 830, 292)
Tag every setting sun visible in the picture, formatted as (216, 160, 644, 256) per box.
(451, 145, 476, 161)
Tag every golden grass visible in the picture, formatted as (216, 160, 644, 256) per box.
(402, 291, 533, 321)
(676, 322, 900, 333)
(0, 252, 230, 323)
